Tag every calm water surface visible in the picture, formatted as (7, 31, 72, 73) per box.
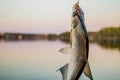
(0, 41, 120, 80)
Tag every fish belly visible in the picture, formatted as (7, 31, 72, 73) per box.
(67, 30, 86, 80)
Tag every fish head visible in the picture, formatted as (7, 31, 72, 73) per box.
(71, 1, 79, 29)
(72, 1, 80, 18)
(71, 1, 85, 35)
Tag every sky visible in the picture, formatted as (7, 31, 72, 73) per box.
(0, 0, 120, 34)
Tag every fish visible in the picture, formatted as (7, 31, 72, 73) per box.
(57, 1, 93, 80)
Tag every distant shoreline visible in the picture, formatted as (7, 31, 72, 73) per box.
(0, 26, 120, 43)
(0, 26, 120, 50)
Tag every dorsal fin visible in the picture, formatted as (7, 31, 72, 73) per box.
(57, 64, 69, 80)
(59, 47, 71, 55)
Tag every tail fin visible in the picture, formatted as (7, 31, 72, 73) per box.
(84, 62, 93, 80)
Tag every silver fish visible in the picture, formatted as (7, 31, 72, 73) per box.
(57, 1, 93, 80)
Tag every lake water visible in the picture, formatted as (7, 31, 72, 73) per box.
(0, 40, 120, 80)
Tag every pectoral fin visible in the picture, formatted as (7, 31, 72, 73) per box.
(57, 64, 69, 80)
(84, 62, 93, 80)
(59, 47, 71, 55)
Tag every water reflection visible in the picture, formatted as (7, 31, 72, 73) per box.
(96, 40, 120, 50)
(1, 38, 120, 51)
(0, 41, 68, 80)
(0, 32, 120, 50)
(89, 43, 120, 80)
(0, 41, 120, 80)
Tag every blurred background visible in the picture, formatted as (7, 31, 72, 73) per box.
(0, 0, 120, 80)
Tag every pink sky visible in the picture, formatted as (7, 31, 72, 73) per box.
(0, 0, 120, 34)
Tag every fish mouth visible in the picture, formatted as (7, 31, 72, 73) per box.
(72, 10, 81, 30)
(72, 9, 81, 21)
(72, 3, 81, 17)
(72, 10, 80, 29)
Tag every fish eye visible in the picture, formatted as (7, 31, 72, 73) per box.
(72, 12, 76, 17)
